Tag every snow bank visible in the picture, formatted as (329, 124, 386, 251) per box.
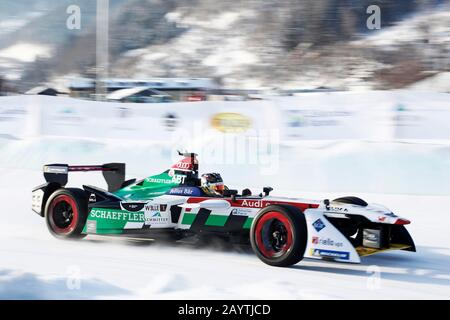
(0, 269, 128, 300)
(1, 170, 449, 299)
(0, 137, 449, 196)
(1, 92, 450, 195)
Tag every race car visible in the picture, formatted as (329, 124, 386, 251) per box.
(31, 152, 416, 267)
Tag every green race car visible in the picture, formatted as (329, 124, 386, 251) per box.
(32, 152, 415, 267)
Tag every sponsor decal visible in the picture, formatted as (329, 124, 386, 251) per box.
(168, 187, 202, 196)
(312, 218, 326, 232)
(363, 229, 381, 248)
(31, 189, 44, 213)
(144, 204, 170, 225)
(43, 165, 68, 174)
(241, 199, 266, 208)
(88, 193, 96, 203)
(61, 107, 75, 114)
(311, 236, 343, 248)
(311, 249, 350, 260)
(168, 170, 188, 184)
(54, 107, 83, 124)
(1, 108, 26, 116)
(144, 203, 168, 212)
(145, 177, 175, 184)
(378, 216, 386, 222)
(328, 206, 348, 213)
(90, 209, 145, 222)
(121, 202, 146, 212)
(163, 113, 179, 132)
(284, 109, 352, 139)
(0, 108, 26, 123)
(365, 232, 378, 241)
(147, 211, 170, 225)
(393, 103, 423, 128)
(174, 162, 191, 170)
(170, 187, 194, 195)
(231, 208, 253, 216)
(287, 113, 306, 128)
(171, 174, 186, 184)
(364, 229, 380, 242)
(211, 112, 251, 133)
(118, 107, 131, 119)
(171, 157, 195, 171)
(86, 220, 97, 233)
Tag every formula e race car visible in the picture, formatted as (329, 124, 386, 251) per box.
(32, 152, 416, 267)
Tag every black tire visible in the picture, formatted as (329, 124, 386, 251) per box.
(333, 196, 368, 207)
(45, 188, 88, 239)
(250, 205, 307, 267)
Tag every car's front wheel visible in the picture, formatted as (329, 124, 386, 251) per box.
(45, 188, 88, 239)
(250, 205, 307, 267)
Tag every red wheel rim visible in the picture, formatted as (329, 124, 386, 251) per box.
(255, 211, 293, 258)
(48, 195, 78, 234)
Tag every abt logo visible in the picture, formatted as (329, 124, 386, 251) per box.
(171, 175, 186, 184)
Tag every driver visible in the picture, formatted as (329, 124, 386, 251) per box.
(200, 173, 225, 196)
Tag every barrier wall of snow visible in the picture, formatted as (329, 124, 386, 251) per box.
(0, 91, 449, 195)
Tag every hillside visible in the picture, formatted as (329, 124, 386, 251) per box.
(0, 0, 449, 91)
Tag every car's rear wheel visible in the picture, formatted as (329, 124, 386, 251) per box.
(45, 188, 88, 239)
(250, 205, 307, 267)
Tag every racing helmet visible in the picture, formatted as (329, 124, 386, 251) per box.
(201, 173, 225, 196)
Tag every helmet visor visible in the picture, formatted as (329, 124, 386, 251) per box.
(213, 183, 225, 192)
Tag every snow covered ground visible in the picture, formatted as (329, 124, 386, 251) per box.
(1, 92, 450, 299)
(0, 137, 449, 299)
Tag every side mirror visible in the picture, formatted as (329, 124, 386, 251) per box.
(223, 189, 238, 197)
(263, 187, 273, 197)
(223, 189, 238, 202)
(324, 199, 330, 210)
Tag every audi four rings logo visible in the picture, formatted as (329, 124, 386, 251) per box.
(175, 162, 191, 169)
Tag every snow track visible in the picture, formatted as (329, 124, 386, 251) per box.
(0, 167, 449, 299)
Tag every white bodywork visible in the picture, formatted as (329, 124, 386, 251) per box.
(118, 194, 411, 264)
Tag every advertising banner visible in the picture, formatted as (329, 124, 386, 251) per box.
(0, 96, 29, 139)
(36, 96, 275, 144)
(273, 91, 395, 143)
(1, 91, 449, 144)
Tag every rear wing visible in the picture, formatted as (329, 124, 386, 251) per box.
(43, 163, 125, 192)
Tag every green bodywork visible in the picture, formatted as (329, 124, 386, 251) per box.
(82, 169, 253, 235)
(84, 208, 146, 234)
(83, 170, 181, 235)
(114, 170, 180, 200)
